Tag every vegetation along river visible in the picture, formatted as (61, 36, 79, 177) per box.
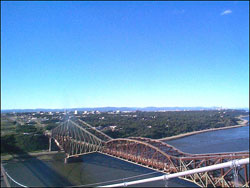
(3, 116, 249, 187)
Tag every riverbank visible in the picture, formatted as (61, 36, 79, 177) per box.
(1, 150, 63, 161)
(159, 115, 249, 141)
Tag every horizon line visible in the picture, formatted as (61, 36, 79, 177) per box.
(1, 106, 249, 111)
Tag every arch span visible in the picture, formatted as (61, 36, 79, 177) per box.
(49, 118, 249, 187)
(103, 137, 249, 187)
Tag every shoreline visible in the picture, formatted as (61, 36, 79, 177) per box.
(1, 150, 62, 161)
(158, 115, 249, 141)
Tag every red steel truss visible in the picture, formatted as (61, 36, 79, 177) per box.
(103, 138, 249, 187)
(50, 119, 249, 187)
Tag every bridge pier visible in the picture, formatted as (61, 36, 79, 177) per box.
(64, 154, 70, 164)
(64, 157, 68, 164)
(49, 137, 52, 152)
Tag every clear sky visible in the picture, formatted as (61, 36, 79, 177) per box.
(1, 1, 249, 109)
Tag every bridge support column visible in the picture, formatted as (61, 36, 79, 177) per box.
(64, 154, 70, 164)
(64, 157, 68, 164)
(49, 137, 52, 152)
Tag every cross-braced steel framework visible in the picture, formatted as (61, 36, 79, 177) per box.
(103, 138, 249, 187)
(50, 118, 249, 187)
(51, 119, 107, 157)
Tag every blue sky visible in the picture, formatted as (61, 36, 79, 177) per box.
(1, 1, 249, 109)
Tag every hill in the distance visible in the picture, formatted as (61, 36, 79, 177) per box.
(1, 106, 249, 113)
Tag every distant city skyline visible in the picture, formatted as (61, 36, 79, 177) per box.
(1, 1, 249, 110)
(2, 106, 249, 113)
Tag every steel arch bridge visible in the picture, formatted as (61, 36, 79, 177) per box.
(49, 118, 249, 187)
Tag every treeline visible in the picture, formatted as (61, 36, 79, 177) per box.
(1, 124, 48, 154)
(1, 134, 49, 154)
(81, 110, 248, 139)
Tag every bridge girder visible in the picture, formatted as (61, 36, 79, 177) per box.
(50, 119, 249, 187)
(51, 119, 104, 157)
(103, 138, 249, 187)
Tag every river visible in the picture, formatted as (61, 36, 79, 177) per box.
(3, 116, 249, 187)
(167, 116, 249, 154)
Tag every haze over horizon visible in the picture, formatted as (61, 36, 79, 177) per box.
(2, 106, 249, 112)
(2, 1, 249, 110)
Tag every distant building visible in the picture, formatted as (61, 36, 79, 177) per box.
(122, 111, 130, 113)
(74, 110, 78, 115)
(110, 126, 117, 131)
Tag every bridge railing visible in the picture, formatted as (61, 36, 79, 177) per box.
(1, 164, 28, 187)
(100, 158, 249, 187)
